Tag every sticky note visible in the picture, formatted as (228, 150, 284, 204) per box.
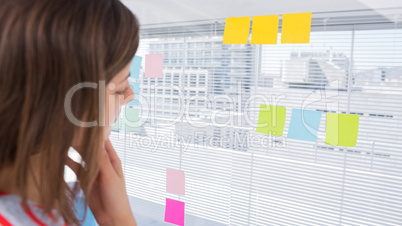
(251, 15, 279, 44)
(145, 54, 163, 78)
(166, 169, 185, 196)
(130, 56, 142, 79)
(281, 12, 312, 44)
(287, 109, 322, 142)
(123, 108, 139, 132)
(127, 82, 140, 106)
(164, 198, 185, 226)
(73, 196, 96, 225)
(223, 17, 251, 44)
(256, 105, 286, 136)
(325, 113, 359, 147)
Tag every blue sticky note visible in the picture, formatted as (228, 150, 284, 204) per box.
(127, 82, 140, 106)
(130, 56, 142, 79)
(287, 109, 322, 142)
(74, 196, 97, 226)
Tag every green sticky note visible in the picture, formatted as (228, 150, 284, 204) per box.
(281, 12, 312, 44)
(325, 113, 359, 147)
(123, 108, 139, 132)
(223, 17, 251, 44)
(256, 104, 286, 136)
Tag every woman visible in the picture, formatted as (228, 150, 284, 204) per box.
(0, 0, 139, 225)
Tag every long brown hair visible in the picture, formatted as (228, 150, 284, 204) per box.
(0, 0, 139, 224)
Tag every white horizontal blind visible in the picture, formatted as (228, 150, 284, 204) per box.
(110, 8, 402, 225)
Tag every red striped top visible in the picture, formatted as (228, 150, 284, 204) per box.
(0, 191, 67, 226)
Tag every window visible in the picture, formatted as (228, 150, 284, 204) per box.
(188, 51, 194, 57)
(165, 89, 171, 95)
(163, 56, 169, 64)
(110, 9, 402, 226)
(173, 73, 180, 86)
(195, 51, 203, 57)
(165, 73, 171, 84)
(213, 41, 221, 47)
(188, 42, 196, 48)
(199, 74, 206, 86)
(143, 78, 148, 85)
(183, 74, 189, 86)
(215, 101, 224, 110)
(157, 78, 163, 86)
(190, 74, 197, 87)
(157, 89, 163, 95)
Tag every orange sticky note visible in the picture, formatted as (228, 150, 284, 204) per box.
(223, 17, 251, 44)
(281, 12, 312, 44)
(251, 15, 279, 44)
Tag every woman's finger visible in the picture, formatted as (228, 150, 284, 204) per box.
(104, 139, 124, 178)
(98, 148, 119, 182)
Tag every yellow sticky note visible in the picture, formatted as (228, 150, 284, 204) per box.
(251, 15, 279, 44)
(281, 12, 312, 44)
(223, 17, 251, 44)
(256, 104, 286, 136)
(325, 113, 360, 147)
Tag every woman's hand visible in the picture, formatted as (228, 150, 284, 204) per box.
(67, 139, 136, 226)
(88, 139, 136, 226)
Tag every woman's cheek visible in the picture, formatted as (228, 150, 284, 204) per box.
(117, 95, 123, 119)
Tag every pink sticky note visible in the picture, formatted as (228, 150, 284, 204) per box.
(164, 198, 185, 226)
(145, 54, 163, 78)
(166, 169, 185, 196)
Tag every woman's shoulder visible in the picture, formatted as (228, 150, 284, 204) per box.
(0, 192, 66, 226)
